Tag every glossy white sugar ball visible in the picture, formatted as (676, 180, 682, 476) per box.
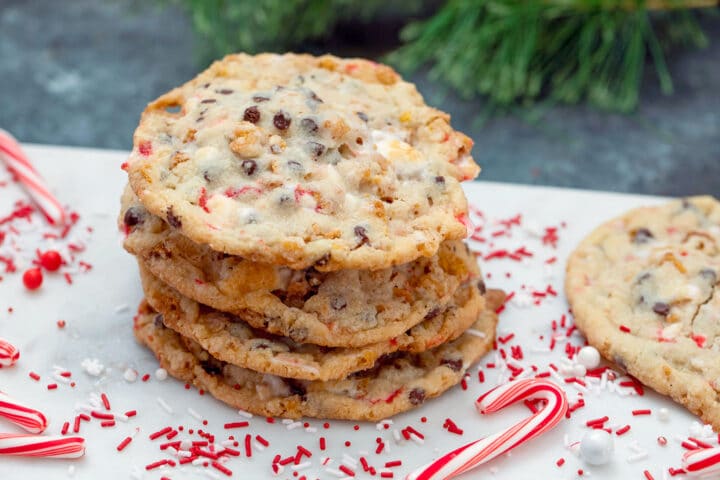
(580, 430, 614, 465)
(576, 346, 601, 369)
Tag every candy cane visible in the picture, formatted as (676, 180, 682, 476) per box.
(682, 446, 720, 477)
(0, 129, 66, 225)
(407, 378, 568, 480)
(0, 432, 84, 459)
(0, 338, 19, 367)
(0, 391, 48, 433)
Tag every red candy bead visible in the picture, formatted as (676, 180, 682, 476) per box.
(40, 250, 62, 271)
(23, 268, 43, 290)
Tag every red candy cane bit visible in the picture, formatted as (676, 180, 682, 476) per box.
(0, 432, 84, 458)
(0, 391, 48, 434)
(682, 446, 720, 477)
(0, 338, 19, 367)
(407, 379, 567, 480)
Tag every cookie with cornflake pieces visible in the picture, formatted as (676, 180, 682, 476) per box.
(133, 291, 500, 421)
(141, 263, 496, 381)
(566, 196, 720, 430)
(126, 53, 478, 271)
(121, 185, 482, 348)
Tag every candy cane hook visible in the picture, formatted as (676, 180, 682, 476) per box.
(407, 378, 568, 480)
(0, 129, 66, 225)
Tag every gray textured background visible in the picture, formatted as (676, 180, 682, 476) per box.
(1, 0, 718, 195)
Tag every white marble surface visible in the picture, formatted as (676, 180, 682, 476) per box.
(0, 144, 702, 479)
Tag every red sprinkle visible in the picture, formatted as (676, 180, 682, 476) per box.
(61, 422, 69, 435)
(224, 421, 249, 429)
(146, 459, 170, 471)
(556, 458, 565, 467)
(385, 460, 402, 468)
(256, 435, 269, 447)
(212, 461, 232, 476)
(245, 434, 252, 457)
(47, 383, 57, 390)
(319, 437, 326, 451)
(632, 409, 652, 416)
(124, 410, 137, 418)
(101, 420, 115, 428)
(619, 325, 631, 333)
(615, 425, 631, 436)
(101, 393, 111, 410)
(149, 426, 172, 440)
(644, 470, 655, 480)
(339, 465, 356, 477)
(116, 436, 132, 451)
(28, 372, 40, 381)
(56, 319, 66, 329)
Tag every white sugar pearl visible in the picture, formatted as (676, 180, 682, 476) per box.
(572, 364, 588, 377)
(580, 430, 614, 465)
(658, 408, 670, 421)
(576, 346, 601, 369)
(155, 368, 168, 381)
(123, 368, 138, 382)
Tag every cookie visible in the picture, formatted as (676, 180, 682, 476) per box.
(122, 186, 482, 348)
(133, 291, 500, 421)
(566, 196, 720, 429)
(125, 53, 479, 271)
(141, 263, 495, 381)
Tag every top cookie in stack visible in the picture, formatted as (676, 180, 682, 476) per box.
(125, 53, 478, 271)
(121, 53, 493, 421)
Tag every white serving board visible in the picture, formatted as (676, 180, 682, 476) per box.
(0, 144, 704, 479)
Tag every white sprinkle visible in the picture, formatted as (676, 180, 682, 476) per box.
(130, 467, 143, 480)
(626, 452, 649, 463)
(272, 464, 284, 476)
(465, 329, 487, 338)
(180, 440, 193, 450)
(253, 440, 266, 451)
(123, 368, 138, 382)
(628, 441, 643, 454)
(282, 419, 294, 425)
(156, 397, 173, 414)
(202, 470, 221, 479)
(342, 454, 358, 467)
(113, 413, 129, 422)
(292, 461, 312, 471)
(192, 458, 205, 466)
(325, 468, 346, 477)
(67, 465, 75, 477)
(114, 304, 130, 314)
(237, 409, 253, 418)
(176, 450, 191, 458)
(392, 429, 402, 444)
(188, 408, 202, 421)
(305, 427, 317, 433)
(410, 433, 425, 445)
(286, 421, 303, 430)
(75, 403, 94, 413)
(53, 372, 71, 384)
(155, 368, 168, 381)
(80, 358, 104, 376)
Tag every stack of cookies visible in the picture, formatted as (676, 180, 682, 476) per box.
(119, 53, 501, 421)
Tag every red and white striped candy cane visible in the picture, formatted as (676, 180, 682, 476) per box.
(0, 391, 48, 433)
(0, 129, 66, 225)
(683, 446, 720, 477)
(0, 432, 84, 459)
(0, 338, 19, 367)
(407, 378, 568, 480)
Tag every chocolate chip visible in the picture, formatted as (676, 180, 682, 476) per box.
(241, 159, 257, 176)
(243, 105, 260, 124)
(408, 388, 426, 405)
(440, 358, 463, 372)
(632, 228, 654, 244)
(288, 327, 309, 343)
(306, 141, 326, 158)
(252, 95, 270, 102)
(200, 98, 216, 104)
(307, 90, 323, 103)
(434, 176, 446, 185)
(424, 307, 440, 320)
(273, 111, 291, 130)
(203, 170, 214, 182)
(314, 254, 330, 267)
(287, 160, 304, 174)
(477, 279, 487, 295)
(700, 268, 717, 283)
(652, 302, 670, 316)
(330, 296, 347, 310)
(216, 89, 233, 95)
(356, 111, 369, 122)
(153, 314, 165, 328)
(166, 207, 182, 229)
(300, 118, 318, 134)
(200, 358, 223, 375)
(123, 207, 144, 227)
(286, 380, 307, 399)
(354, 226, 370, 247)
